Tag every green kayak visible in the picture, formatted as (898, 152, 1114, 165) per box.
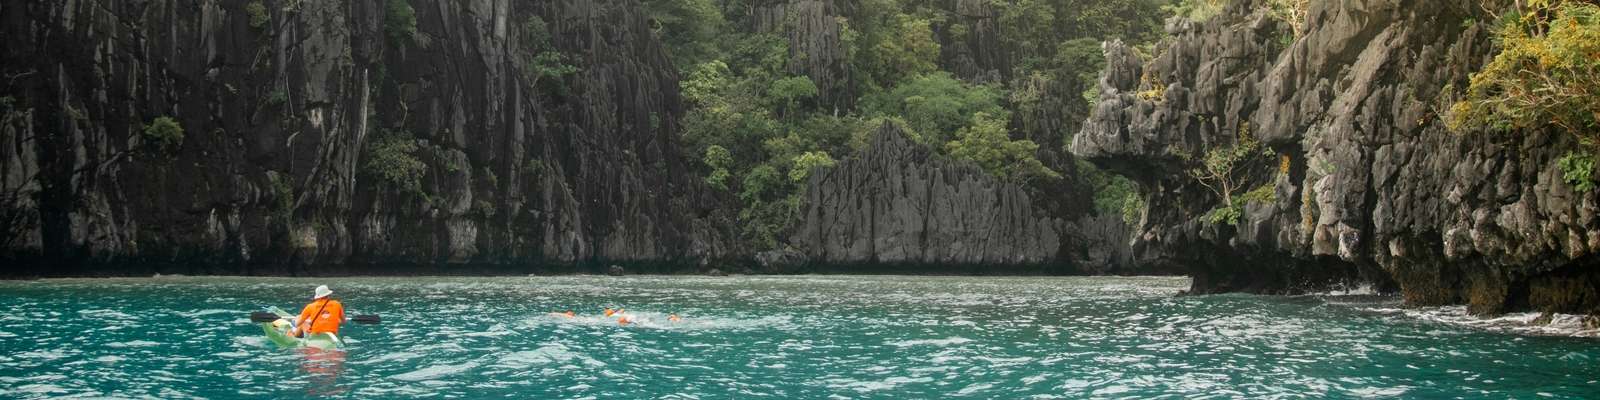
(259, 306, 343, 350)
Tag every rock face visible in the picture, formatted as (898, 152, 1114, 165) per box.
(796, 123, 1133, 272)
(746, 0, 854, 111)
(940, 0, 1009, 83)
(1073, 0, 1599, 313)
(0, 0, 722, 275)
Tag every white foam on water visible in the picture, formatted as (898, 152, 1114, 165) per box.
(955, 382, 994, 396)
(1358, 305, 1600, 337)
(105, 340, 160, 348)
(76, 309, 134, 320)
(391, 361, 480, 382)
(353, 351, 424, 365)
(177, 309, 236, 318)
(887, 337, 972, 347)
(825, 376, 934, 392)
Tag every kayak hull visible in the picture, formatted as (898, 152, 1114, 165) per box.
(259, 306, 342, 350)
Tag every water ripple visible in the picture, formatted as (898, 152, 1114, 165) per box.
(0, 276, 1596, 398)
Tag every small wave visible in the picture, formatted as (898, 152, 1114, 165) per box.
(1359, 305, 1600, 337)
(888, 337, 972, 347)
(391, 361, 480, 381)
(106, 340, 161, 348)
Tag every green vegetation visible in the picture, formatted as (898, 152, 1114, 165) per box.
(1559, 151, 1596, 192)
(860, 73, 1005, 146)
(142, 116, 184, 153)
(246, 0, 269, 29)
(385, 0, 418, 45)
(1447, 1, 1600, 142)
(520, 16, 578, 91)
(945, 112, 1060, 182)
(651, 0, 1183, 249)
(268, 172, 295, 222)
(788, 151, 837, 183)
(1265, 0, 1309, 37)
(702, 145, 733, 190)
(364, 130, 427, 195)
(1190, 127, 1274, 225)
(1164, 0, 1224, 22)
(1080, 160, 1143, 224)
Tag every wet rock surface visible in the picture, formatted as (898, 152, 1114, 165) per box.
(1072, 0, 1599, 312)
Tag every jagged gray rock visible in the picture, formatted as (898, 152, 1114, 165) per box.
(1072, 0, 1599, 313)
(0, 0, 723, 275)
(796, 123, 1133, 270)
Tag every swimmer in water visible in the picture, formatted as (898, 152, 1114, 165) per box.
(547, 310, 576, 318)
(668, 314, 682, 322)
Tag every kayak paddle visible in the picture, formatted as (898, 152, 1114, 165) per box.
(248, 311, 381, 324)
(249, 311, 281, 323)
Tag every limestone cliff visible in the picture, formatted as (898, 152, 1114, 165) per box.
(1072, 0, 1599, 313)
(0, 0, 723, 275)
(795, 123, 1134, 273)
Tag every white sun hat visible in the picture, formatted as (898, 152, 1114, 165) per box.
(313, 285, 333, 299)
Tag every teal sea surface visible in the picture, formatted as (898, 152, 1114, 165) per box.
(0, 275, 1596, 398)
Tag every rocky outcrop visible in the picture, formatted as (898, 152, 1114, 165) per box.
(746, 0, 853, 111)
(939, 0, 1009, 83)
(1073, 0, 1599, 313)
(794, 123, 1133, 272)
(0, 0, 723, 275)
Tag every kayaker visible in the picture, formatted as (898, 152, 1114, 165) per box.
(290, 285, 345, 338)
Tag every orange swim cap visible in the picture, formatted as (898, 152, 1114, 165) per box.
(618, 317, 631, 326)
(604, 308, 615, 317)
(563, 311, 575, 318)
(669, 314, 682, 322)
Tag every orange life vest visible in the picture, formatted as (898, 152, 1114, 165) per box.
(296, 298, 344, 335)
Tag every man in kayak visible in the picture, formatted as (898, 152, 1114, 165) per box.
(290, 285, 344, 338)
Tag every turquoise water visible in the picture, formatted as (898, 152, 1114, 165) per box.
(0, 275, 1596, 398)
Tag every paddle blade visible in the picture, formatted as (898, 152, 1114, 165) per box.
(352, 315, 381, 324)
(250, 311, 281, 323)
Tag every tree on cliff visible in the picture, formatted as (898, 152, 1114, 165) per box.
(1448, 0, 1599, 142)
(945, 112, 1060, 182)
(1186, 127, 1273, 225)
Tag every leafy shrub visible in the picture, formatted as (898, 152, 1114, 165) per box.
(521, 16, 578, 90)
(861, 73, 1005, 146)
(1205, 204, 1242, 225)
(268, 171, 295, 221)
(1136, 71, 1166, 103)
(1447, 1, 1600, 141)
(268, 89, 287, 106)
(1559, 151, 1596, 192)
(385, 0, 418, 45)
(944, 112, 1060, 182)
(364, 131, 426, 194)
(788, 151, 836, 183)
(474, 200, 497, 218)
(1164, 0, 1224, 22)
(768, 76, 819, 118)
(1240, 183, 1277, 204)
(143, 116, 184, 153)
(703, 145, 733, 190)
(246, 0, 269, 29)
(1266, 0, 1309, 37)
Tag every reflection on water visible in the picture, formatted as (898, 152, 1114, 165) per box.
(300, 348, 347, 397)
(0, 275, 1596, 398)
